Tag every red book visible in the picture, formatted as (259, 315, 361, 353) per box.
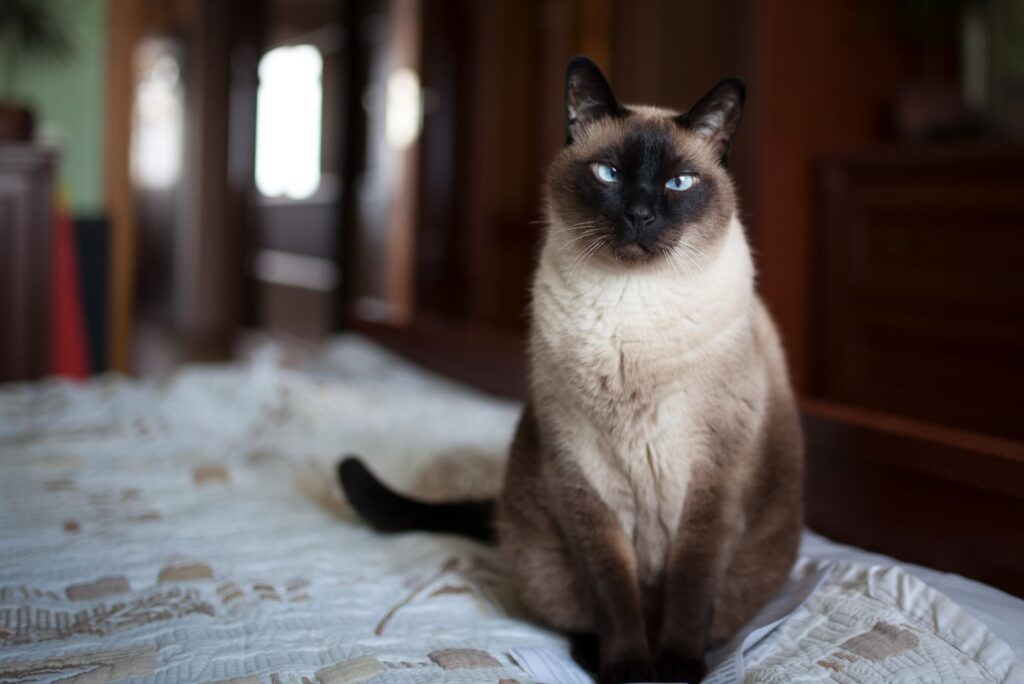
(51, 193, 90, 378)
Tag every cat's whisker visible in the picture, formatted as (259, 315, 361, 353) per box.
(567, 225, 603, 237)
(556, 229, 602, 260)
(565, 244, 591, 279)
(566, 238, 598, 280)
(677, 243, 708, 273)
(667, 249, 687, 273)
(672, 248, 697, 272)
(569, 237, 606, 280)
(570, 229, 604, 244)
(673, 250, 696, 274)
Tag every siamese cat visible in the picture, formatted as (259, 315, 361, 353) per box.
(340, 56, 803, 684)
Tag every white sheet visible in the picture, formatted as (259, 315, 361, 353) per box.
(0, 336, 1020, 683)
(800, 531, 1024, 659)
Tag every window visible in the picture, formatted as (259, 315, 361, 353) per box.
(254, 45, 323, 200)
(131, 39, 184, 191)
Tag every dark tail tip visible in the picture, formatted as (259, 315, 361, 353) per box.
(337, 455, 497, 543)
(338, 456, 377, 504)
(338, 455, 407, 533)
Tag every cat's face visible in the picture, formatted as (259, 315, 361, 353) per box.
(546, 57, 744, 268)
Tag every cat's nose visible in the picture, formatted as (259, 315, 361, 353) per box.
(624, 204, 655, 229)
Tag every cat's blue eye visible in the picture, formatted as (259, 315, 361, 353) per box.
(666, 174, 697, 192)
(591, 163, 619, 184)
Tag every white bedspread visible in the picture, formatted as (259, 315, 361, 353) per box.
(1, 337, 1021, 683)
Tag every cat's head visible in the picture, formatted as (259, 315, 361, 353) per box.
(546, 56, 744, 268)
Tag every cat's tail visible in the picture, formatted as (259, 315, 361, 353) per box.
(337, 456, 497, 543)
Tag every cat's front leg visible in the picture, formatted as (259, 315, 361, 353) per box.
(550, 460, 654, 684)
(655, 473, 741, 683)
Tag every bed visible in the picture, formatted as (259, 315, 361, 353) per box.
(1, 336, 1021, 683)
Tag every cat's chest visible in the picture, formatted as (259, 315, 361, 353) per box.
(563, 374, 706, 581)
(534, 274, 745, 579)
(540, 283, 706, 419)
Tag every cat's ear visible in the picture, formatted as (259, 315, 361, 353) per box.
(565, 56, 624, 145)
(676, 78, 745, 166)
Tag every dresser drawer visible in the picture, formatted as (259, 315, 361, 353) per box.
(813, 144, 1024, 439)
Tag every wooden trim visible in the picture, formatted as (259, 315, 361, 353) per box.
(178, 0, 249, 360)
(461, 1, 501, 324)
(385, 0, 421, 323)
(337, 0, 371, 329)
(103, 0, 143, 372)
(577, 0, 613, 70)
(802, 398, 1024, 497)
(803, 400, 1024, 597)
(349, 317, 527, 400)
(102, 0, 194, 372)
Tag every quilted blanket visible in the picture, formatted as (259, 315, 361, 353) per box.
(1, 337, 1021, 683)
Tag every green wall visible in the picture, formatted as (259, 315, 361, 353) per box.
(8, 0, 106, 215)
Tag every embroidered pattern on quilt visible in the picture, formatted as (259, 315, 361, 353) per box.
(1, 338, 1020, 683)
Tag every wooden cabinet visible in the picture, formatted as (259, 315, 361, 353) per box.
(813, 144, 1024, 441)
(0, 145, 55, 382)
(806, 144, 1024, 595)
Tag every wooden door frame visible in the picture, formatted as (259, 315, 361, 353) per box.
(104, 0, 263, 370)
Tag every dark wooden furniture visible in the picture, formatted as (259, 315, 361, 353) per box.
(0, 144, 55, 382)
(803, 143, 1024, 596)
(814, 144, 1024, 442)
(803, 399, 1024, 596)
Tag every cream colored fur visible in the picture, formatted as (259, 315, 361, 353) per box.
(529, 214, 772, 582)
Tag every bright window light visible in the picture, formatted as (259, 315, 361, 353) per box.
(255, 45, 323, 200)
(131, 42, 183, 191)
(385, 67, 422, 151)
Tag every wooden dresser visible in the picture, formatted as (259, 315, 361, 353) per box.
(805, 143, 1024, 594)
(0, 144, 55, 382)
(813, 143, 1024, 442)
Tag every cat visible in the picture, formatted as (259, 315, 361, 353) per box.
(339, 56, 803, 684)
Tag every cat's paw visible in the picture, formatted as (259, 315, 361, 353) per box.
(653, 649, 706, 683)
(597, 657, 655, 684)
